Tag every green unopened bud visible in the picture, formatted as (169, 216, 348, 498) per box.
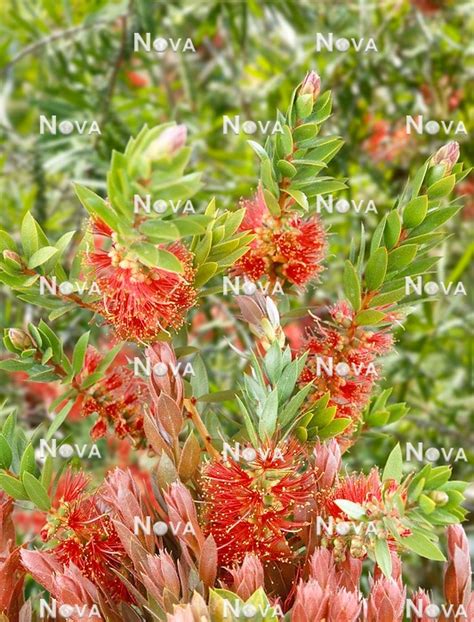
(428, 490, 449, 506)
(8, 328, 34, 350)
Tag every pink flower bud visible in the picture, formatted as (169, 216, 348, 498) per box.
(167, 592, 209, 622)
(146, 342, 183, 407)
(164, 482, 205, 557)
(337, 555, 363, 592)
(328, 587, 361, 622)
(309, 547, 337, 590)
(292, 579, 329, 622)
(444, 525, 472, 608)
(142, 552, 181, 603)
(299, 71, 321, 101)
(367, 577, 406, 622)
(431, 141, 460, 175)
(314, 440, 341, 490)
(410, 589, 432, 622)
(145, 125, 187, 160)
(229, 554, 264, 600)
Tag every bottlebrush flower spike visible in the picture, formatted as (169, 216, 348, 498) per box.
(299, 301, 394, 438)
(233, 183, 327, 288)
(444, 524, 472, 609)
(367, 576, 406, 622)
(229, 554, 265, 600)
(201, 439, 315, 566)
(84, 220, 197, 342)
(73, 345, 148, 442)
(39, 469, 130, 602)
(292, 579, 329, 622)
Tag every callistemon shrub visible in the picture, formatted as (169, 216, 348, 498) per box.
(0, 71, 471, 622)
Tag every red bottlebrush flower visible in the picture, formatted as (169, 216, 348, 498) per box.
(298, 302, 394, 438)
(39, 469, 130, 603)
(200, 439, 316, 566)
(362, 115, 411, 163)
(71, 345, 148, 443)
(233, 184, 327, 288)
(83, 221, 197, 341)
(125, 70, 150, 88)
(325, 469, 382, 520)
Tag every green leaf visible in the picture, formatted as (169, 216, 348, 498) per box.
(284, 189, 308, 211)
(387, 244, 418, 272)
(45, 401, 74, 442)
(22, 472, 51, 511)
(318, 417, 351, 439)
(27, 246, 59, 269)
(19, 443, 37, 477)
(427, 175, 455, 199)
(0, 473, 29, 500)
(72, 332, 90, 376)
(74, 184, 118, 231)
(365, 247, 388, 291)
(403, 196, 428, 229)
(355, 309, 385, 326)
(194, 262, 218, 287)
(262, 189, 281, 217)
(258, 388, 279, 440)
(21, 212, 39, 259)
(132, 243, 184, 274)
(384, 212, 401, 249)
(402, 534, 446, 561)
(410, 206, 461, 237)
(375, 538, 392, 578)
(383, 444, 403, 483)
(0, 434, 12, 470)
(334, 499, 366, 519)
(369, 288, 405, 307)
(343, 261, 361, 310)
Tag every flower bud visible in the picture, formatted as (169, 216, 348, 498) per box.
(299, 71, 321, 101)
(367, 576, 406, 622)
(229, 554, 264, 600)
(328, 587, 361, 622)
(8, 328, 33, 350)
(2, 250, 22, 267)
(292, 579, 329, 622)
(430, 141, 459, 175)
(428, 490, 449, 506)
(314, 439, 341, 490)
(444, 524, 471, 609)
(145, 125, 187, 161)
(410, 589, 432, 622)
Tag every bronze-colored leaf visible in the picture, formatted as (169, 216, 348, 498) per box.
(198, 534, 217, 588)
(178, 432, 201, 482)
